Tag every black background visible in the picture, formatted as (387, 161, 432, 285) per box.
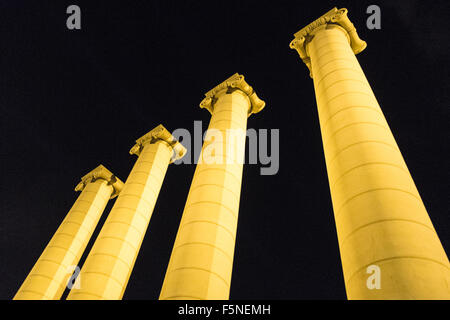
(0, 0, 449, 300)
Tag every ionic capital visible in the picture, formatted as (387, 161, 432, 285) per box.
(75, 164, 124, 198)
(200, 73, 265, 117)
(289, 8, 367, 75)
(129, 124, 186, 163)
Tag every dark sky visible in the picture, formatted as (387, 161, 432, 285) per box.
(0, 0, 449, 300)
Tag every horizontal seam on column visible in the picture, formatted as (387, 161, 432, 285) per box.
(345, 256, 450, 286)
(196, 168, 241, 185)
(102, 220, 144, 238)
(28, 273, 61, 282)
(89, 252, 132, 270)
(136, 159, 163, 174)
(27, 273, 66, 292)
(324, 122, 390, 142)
(315, 68, 363, 88)
(70, 212, 99, 227)
(60, 220, 92, 237)
(79, 190, 102, 196)
(79, 190, 108, 203)
(128, 170, 163, 181)
(84, 189, 111, 202)
(313, 31, 347, 42)
(38, 258, 68, 268)
(313, 58, 356, 75)
(130, 166, 165, 182)
(335, 188, 422, 218)
(331, 162, 410, 189)
(198, 153, 245, 164)
(161, 295, 203, 300)
(110, 204, 152, 223)
(329, 140, 398, 164)
(173, 241, 234, 263)
(138, 150, 157, 157)
(65, 210, 96, 224)
(340, 219, 436, 248)
(121, 186, 158, 201)
(211, 109, 247, 121)
(66, 209, 90, 217)
(185, 201, 237, 219)
(81, 271, 124, 288)
(110, 206, 151, 222)
(201, 151, 244, 160)
(167, 267, 230, 287)
(16, 289, 50, 299)
(214, 100, 250, 110)
(312, 41, 349, 56)
(322, 91, 373, 105)
(204, 128, 246, 138)
(134, 160, 167, 176)
(318, 78, 369, 94)
(212, 108, 239, 114)
(148, 141, 173, 152)
(209, 118, 245, 129)
(312, 34, 349, 49)
(315, 48, 353, 66)
(321, 105, 383, 130)
(123, 182, 158, 198)
(75, 199, 101, 211)
(68, 291, 104, 299)
(97, 236, 138, 251)
(53, 232, 85, 246)
(189, 183, 240, 200)
(46, 244, 78, 258)
(116, 193, 154, 208)
(180, 220, 236, 241)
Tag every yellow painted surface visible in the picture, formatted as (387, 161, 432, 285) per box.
(67, 125, 185, 300)
(14, 165, 122, 300)
(159, 74, 265, 300)
(291, 8, 450, 299)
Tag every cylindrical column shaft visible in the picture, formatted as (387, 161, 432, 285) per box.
(67, 125, 185, 300)
(14, 177, 115, 300)
(295, 13, 450, 299)
(160, 92, 247, 300)
(160, 73, 265, 300)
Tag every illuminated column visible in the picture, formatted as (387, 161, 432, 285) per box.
(67, 125, 185, 300)
(14, 165, 123, 300)
(160, 73, 265, 300)
(290, 8, 450, 299)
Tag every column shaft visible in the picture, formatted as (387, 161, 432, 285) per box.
(14, 179, 114, 300)
(308, 26, 450, 299)
(67, 141, 172, 299)
(160, 91, 250, 300)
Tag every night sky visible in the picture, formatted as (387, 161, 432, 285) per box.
(1, 1, 449, 300)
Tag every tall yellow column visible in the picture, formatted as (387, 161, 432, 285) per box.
(14, 165, 123, 300)
(290, 8, 450, 299)
(67, 125, 186, 300)
(159, 73, 265, 300)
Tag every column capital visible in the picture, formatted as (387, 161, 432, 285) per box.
(75, 164, 124, 198)
(289, 8, 366, 75)
(129, 124, 186, 163)
(199, 73, 265, 117)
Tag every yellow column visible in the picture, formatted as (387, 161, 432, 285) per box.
(67, 125, 186, 300)
(159, 73, 265, 300)
(290, 8, 450, 299)
(14, 165, 123, 300)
